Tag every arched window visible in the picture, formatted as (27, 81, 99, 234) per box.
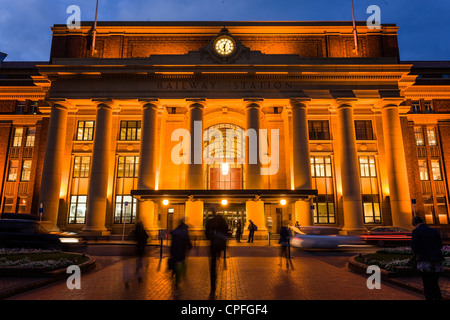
(204, 123, 245, 189)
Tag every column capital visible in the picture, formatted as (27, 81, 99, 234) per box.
(289, 98, 311, 109)
(138, 98, 160, 107)
(45, 99, 73, 111)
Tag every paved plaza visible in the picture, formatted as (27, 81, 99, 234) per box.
(4, 243, 429, 301)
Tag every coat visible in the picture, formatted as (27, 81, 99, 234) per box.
(170, 223, 192, 262)
(411, 224, 444, 263)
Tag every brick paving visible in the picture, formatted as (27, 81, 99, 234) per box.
(3, 243, 430, 301)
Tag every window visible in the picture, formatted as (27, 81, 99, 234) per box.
(310, 156, 332, 177)
(13, 128, 23, 147)
(119, 121, 141, 141)
(3, 197, 14, 213)
(418, 160, 429, 181)
(427, 128, 437, 146)
(17, 197, 27, 213)
(431, 160, 442, 181)
(73, 156, 91, 178)
(117, 156, 139, 178)
(20, 160, 32, 181)
(7, 160, 18, 181)
(308, 120, 330, 140)
(363, 195, 381, 224)
(424, 103, 433, 114)
(313, 195, 335, 224)
(76, 120, 94, 141)
(359, 156, 377, 177)
(354, 120, 374, 140)
(25, 128, 36, 147)
(114, 195, 137, 224)
(68, 195, 87, 224)
(414, 127, 425, 146)
(411, 103, 421, 114)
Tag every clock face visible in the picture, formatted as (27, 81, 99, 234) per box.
(214, 37, 235, 56)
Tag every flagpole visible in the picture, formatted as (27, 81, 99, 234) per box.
(351, 0, 358, 55)
(92, 0, 99, 56)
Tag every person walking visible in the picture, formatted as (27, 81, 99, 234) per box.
(124, 220, 148, 287)
(205, 208, 228, 297)
(235, 220, 242, 243)
(411, 216, 445, 300)
(169, 218, 193, 289)
(247, 220, 257, 243)
(278, 221, 291, 268)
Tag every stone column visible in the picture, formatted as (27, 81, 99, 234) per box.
(244, 102, 266, 237)
(185, 102, 204, 236)
(83, 103, 112, 235)
(38, 103, 68, 231)
(291, 100, 314, 226)
(336, 104, 365, 233)
(381, 104, 412, 229)
(245, 102, 263, 189)
(186, 103, 204, 189)
(137, 102, 158, 234)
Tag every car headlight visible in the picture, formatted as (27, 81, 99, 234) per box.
(60, 238, 80, 243)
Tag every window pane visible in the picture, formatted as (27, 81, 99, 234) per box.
(76, 121, 94, 141)
(427, 128, 437, 146)
(431, 160, 442, 180)
(355, 121, 374, 140)
(418, 160, 429, 181)
(21, 160, 32, 181)
(25, 128, 36, 147)
(13, 128, 23, 147)
(414, 127, 425, 146)
(8, 160, 18, 181)
(68, 195, 87, 224)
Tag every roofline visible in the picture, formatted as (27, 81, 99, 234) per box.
(52, 20, 397, 28)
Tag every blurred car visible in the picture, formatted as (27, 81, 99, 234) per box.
(290, 226, 363, 249)
(360, 226, 412, 247)
(0, 219, 62, 250)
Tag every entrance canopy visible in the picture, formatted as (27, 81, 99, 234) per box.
(131, 189, 317, 204)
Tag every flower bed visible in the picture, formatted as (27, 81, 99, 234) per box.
(354, 246, 450, 276)
(0, 249, 91, 277)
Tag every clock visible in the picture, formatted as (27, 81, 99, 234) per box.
(214, 36, 235, 56)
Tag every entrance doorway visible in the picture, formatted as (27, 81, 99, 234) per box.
(203, 204, 246, 237)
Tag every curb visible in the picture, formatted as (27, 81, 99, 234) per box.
(0, 255, 96, 300)
(347, 255, 450, 300)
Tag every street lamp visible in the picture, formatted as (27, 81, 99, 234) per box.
(221, 199, 228, 206)
(162, 199, 169, 206)
(280, 199, 287, 206)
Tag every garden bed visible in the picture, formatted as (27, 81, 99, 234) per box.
(351, 246, 450, 277)
(0, 248, 94, 277)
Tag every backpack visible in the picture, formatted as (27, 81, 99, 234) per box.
(253, 224, 258, 231)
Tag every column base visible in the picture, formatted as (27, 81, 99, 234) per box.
(80, 227, 111, 237)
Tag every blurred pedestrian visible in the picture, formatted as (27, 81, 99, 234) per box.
(247, 220, 257, 243)
(278, 221, 291, 268)
(205, 207, 228, 297)
(411, 216, 444, 300)
(169, 218, 193, 289)
(124, 220, 148, 287)
(235, 220, 242, 242)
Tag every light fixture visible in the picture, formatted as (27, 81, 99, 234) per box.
(221, 199, 228, 206)
(280, 199, 287, 206)
(162, 199, 169, 206)
(221, 162, 229, 176)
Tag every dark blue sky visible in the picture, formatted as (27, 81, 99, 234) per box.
(0, 0, 449, 62)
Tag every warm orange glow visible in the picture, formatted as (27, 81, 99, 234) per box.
(221, 199, 228, 206)
(162, 199, 169, 206)
(280, 199, 287, 206)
